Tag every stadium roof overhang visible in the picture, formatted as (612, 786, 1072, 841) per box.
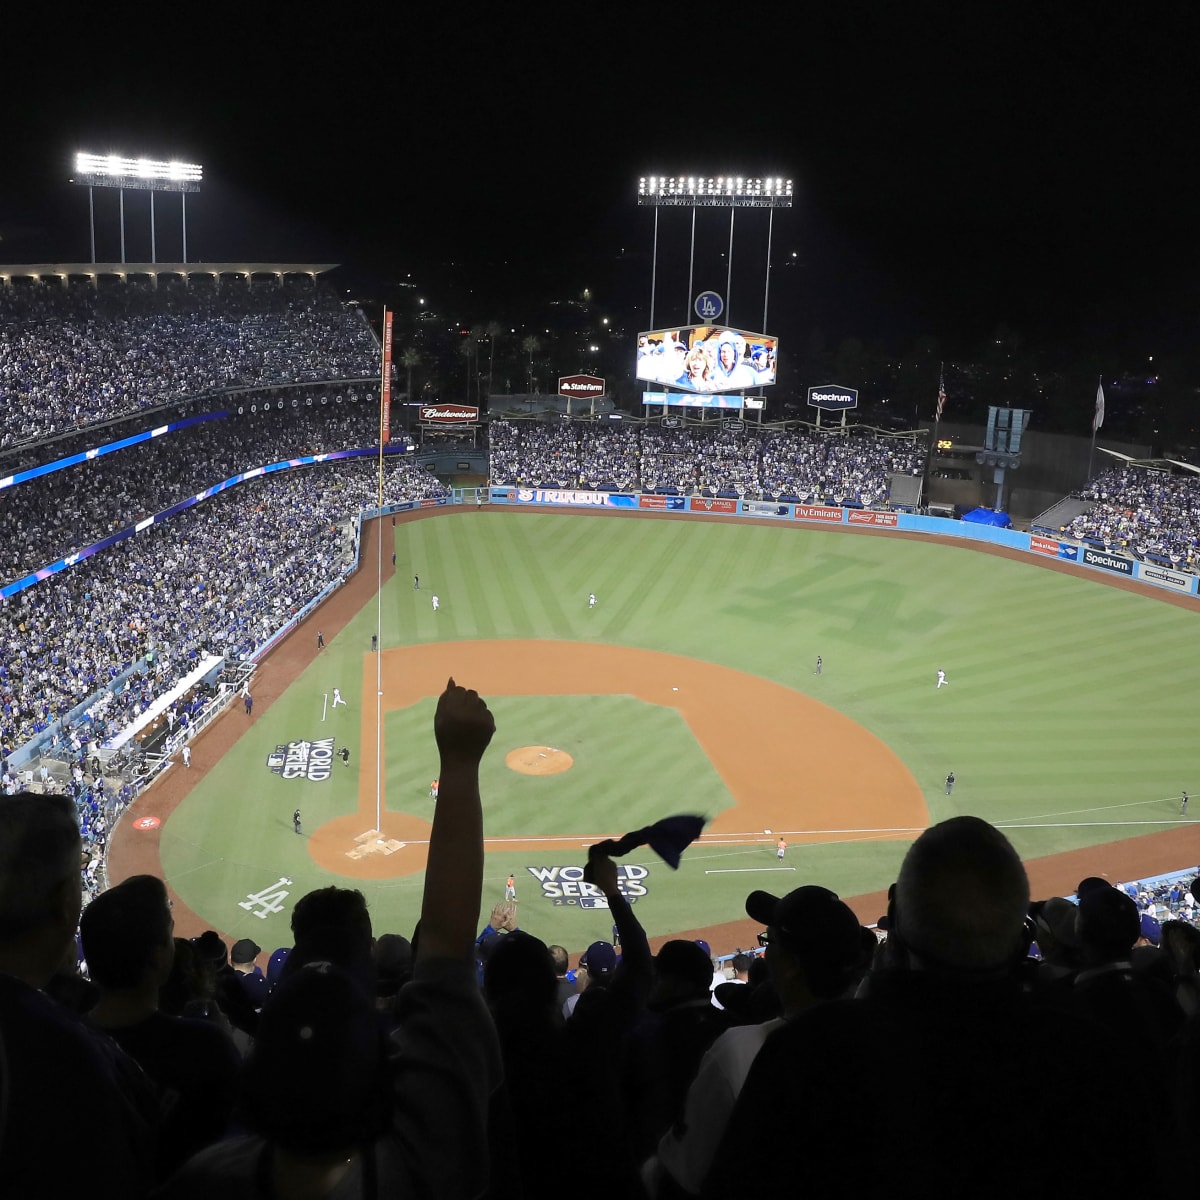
(1098, 447, 1199, 473)
(0, 262, 339, 282)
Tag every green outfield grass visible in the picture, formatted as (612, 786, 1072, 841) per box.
(161, 510, 1200, 952)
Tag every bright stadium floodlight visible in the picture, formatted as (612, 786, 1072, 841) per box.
(637, 175, 793, 208)
(72, 150, 204, 265)
(73, 152, 203, 192)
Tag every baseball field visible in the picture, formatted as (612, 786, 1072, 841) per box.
(109, 506, 1200, 956)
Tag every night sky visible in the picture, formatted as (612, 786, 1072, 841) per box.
(5, 7, 1199, 364)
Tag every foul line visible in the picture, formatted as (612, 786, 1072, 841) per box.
(1001, 796, 1186, 824)
(704, 866, 797, 875)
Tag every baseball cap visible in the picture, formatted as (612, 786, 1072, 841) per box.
(231, 938, 261, 965)
(582, 940, 617, 978)
(746, 885, 864, 972)
(693, 939, 712, 957)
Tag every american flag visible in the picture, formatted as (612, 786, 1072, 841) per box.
(936, 369, 946, 421)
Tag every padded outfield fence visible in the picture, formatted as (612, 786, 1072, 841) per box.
(482, 487, 1200, 597)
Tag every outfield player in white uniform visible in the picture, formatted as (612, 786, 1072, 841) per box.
(589, 593, 596, 609)
(432, 594, 440, 612)
(332, 687, 347, 707)
(936, 669, 948, 689)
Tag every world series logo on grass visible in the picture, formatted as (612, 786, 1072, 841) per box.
(527, 863, 649, 907)
(267, 737, 336, 781)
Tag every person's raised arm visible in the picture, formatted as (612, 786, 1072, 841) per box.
(418, 677, 495, 963)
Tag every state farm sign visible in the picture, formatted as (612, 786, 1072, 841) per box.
(420, 404, 479, 424)
(558, 374, 606, 398)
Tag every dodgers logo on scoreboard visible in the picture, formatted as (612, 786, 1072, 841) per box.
(694, 290, 724, 321)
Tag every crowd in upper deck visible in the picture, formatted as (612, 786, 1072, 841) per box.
(0, 276, 377, 448)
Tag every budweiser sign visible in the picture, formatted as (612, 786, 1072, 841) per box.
(558, 374, 606, 397)
(420, 404, 479, 424)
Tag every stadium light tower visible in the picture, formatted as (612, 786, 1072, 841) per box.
(72, 152, 203, 264)
(638, 176, 792, 329)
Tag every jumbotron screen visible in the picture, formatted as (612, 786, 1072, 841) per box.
(636, 325, 778, 394)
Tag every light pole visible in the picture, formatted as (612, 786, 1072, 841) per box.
(71, 152, 203, 264)
(637, 176, 792, 328)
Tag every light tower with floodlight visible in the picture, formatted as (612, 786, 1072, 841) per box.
(637, 175, 792, 331)
(71, 152, 203, 264)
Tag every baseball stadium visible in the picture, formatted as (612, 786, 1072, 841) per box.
(3, 264, 1200, 1195)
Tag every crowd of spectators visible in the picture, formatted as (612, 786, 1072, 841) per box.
(489, 419, 925, 505)
(0, 386, 384, 584)
(4, 750, 1197, 1194)
(0, 457, 448, 756)
(1067, 464, 1200, 567)
(0, 276, 378, 448)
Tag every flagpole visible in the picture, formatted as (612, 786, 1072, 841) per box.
(919, 362, 945, 513)
(1088, 374, 1103, 483)
(375, 307, 393, 836)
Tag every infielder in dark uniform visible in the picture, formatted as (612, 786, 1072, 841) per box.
(293, 809, 302, 835)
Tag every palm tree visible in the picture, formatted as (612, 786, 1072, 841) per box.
(459, 337, 475, 402)
(484, 321, 502, 402)
(400, 348, 421, 428)
(521, 334, 540, 394)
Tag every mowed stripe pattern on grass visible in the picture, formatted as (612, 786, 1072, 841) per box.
(165, 509, 1200, 948)
(384, 511, 1199, 863)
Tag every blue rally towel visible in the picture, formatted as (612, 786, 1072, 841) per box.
(588, 814, 706, 870)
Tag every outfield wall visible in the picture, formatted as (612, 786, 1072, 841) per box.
(485, 487, 1200, 597)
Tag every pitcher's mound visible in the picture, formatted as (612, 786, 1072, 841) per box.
(506, 746, 573, 775)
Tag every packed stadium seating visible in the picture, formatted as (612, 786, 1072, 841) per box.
(488, 418, 925, 503)
(0, 276, 377, 448)
(1067, 464, 1200, 567)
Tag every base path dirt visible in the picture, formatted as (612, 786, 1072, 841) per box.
(302, 638, 927, 880)
(108, 507, 1200, 956)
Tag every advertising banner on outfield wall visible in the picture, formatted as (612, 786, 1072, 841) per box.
(794, 504, 845, 523)
(1030, 534, 1080, 561)
(1082, 547, 1134, 576)
(846, 509, 899, 527)
(638, 495, 685, 510)
(1137, 562, 1194, 593)
(740, 500, 792, 519)
(502, 489, 640, 509)
(688, 497, 738, 514)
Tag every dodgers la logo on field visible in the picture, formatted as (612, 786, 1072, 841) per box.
(238, 877, 293, 920)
